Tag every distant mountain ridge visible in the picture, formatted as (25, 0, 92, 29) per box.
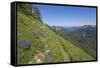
(52, 25, 96, 58)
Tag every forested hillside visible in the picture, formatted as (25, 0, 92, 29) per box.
(52, 25, 97, 59)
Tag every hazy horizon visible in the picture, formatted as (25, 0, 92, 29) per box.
(48, 24, 96, 27)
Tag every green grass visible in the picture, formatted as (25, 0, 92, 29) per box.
(17, 12, 46, 64)
(57, 35, 95, 61)
(17, 12, 65, 64)
(17, 11, 95, 64)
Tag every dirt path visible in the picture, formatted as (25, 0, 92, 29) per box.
(58, 40, 71, 62)
(56, 38, 71, 62)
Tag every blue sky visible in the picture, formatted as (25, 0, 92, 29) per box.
(33, 4, 96, 27)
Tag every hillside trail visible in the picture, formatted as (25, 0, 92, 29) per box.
(28, 21, 70, 64)
(58, 38, 71, 62)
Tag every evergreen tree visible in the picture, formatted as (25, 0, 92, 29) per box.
(32, 6, 42, 21)
(17, 3, 32, 15)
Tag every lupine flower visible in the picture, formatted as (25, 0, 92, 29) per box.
(18, 39, 30, 48)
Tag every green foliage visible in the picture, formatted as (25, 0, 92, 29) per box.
(17, 3, 32, 15)
(17, 3, 95, 64)
(17, 12, 65, 64)
(68, 26, 96, 58)
(57, 35, 95, 61)
(53, 26, 97, 59)
(32, 7, 42, 21)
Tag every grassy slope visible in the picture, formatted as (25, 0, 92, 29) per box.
(17, 12, 94, 64)
(58, 35, 95, 61)
(17, 12, 66, 64)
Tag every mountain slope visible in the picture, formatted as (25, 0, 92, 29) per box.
(17, 11, 95, 64)
(58, 35, 94, 61)
(52, 25, 96, 59)
(17, 12, 71, 64)
(68, 25, 96, 58)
